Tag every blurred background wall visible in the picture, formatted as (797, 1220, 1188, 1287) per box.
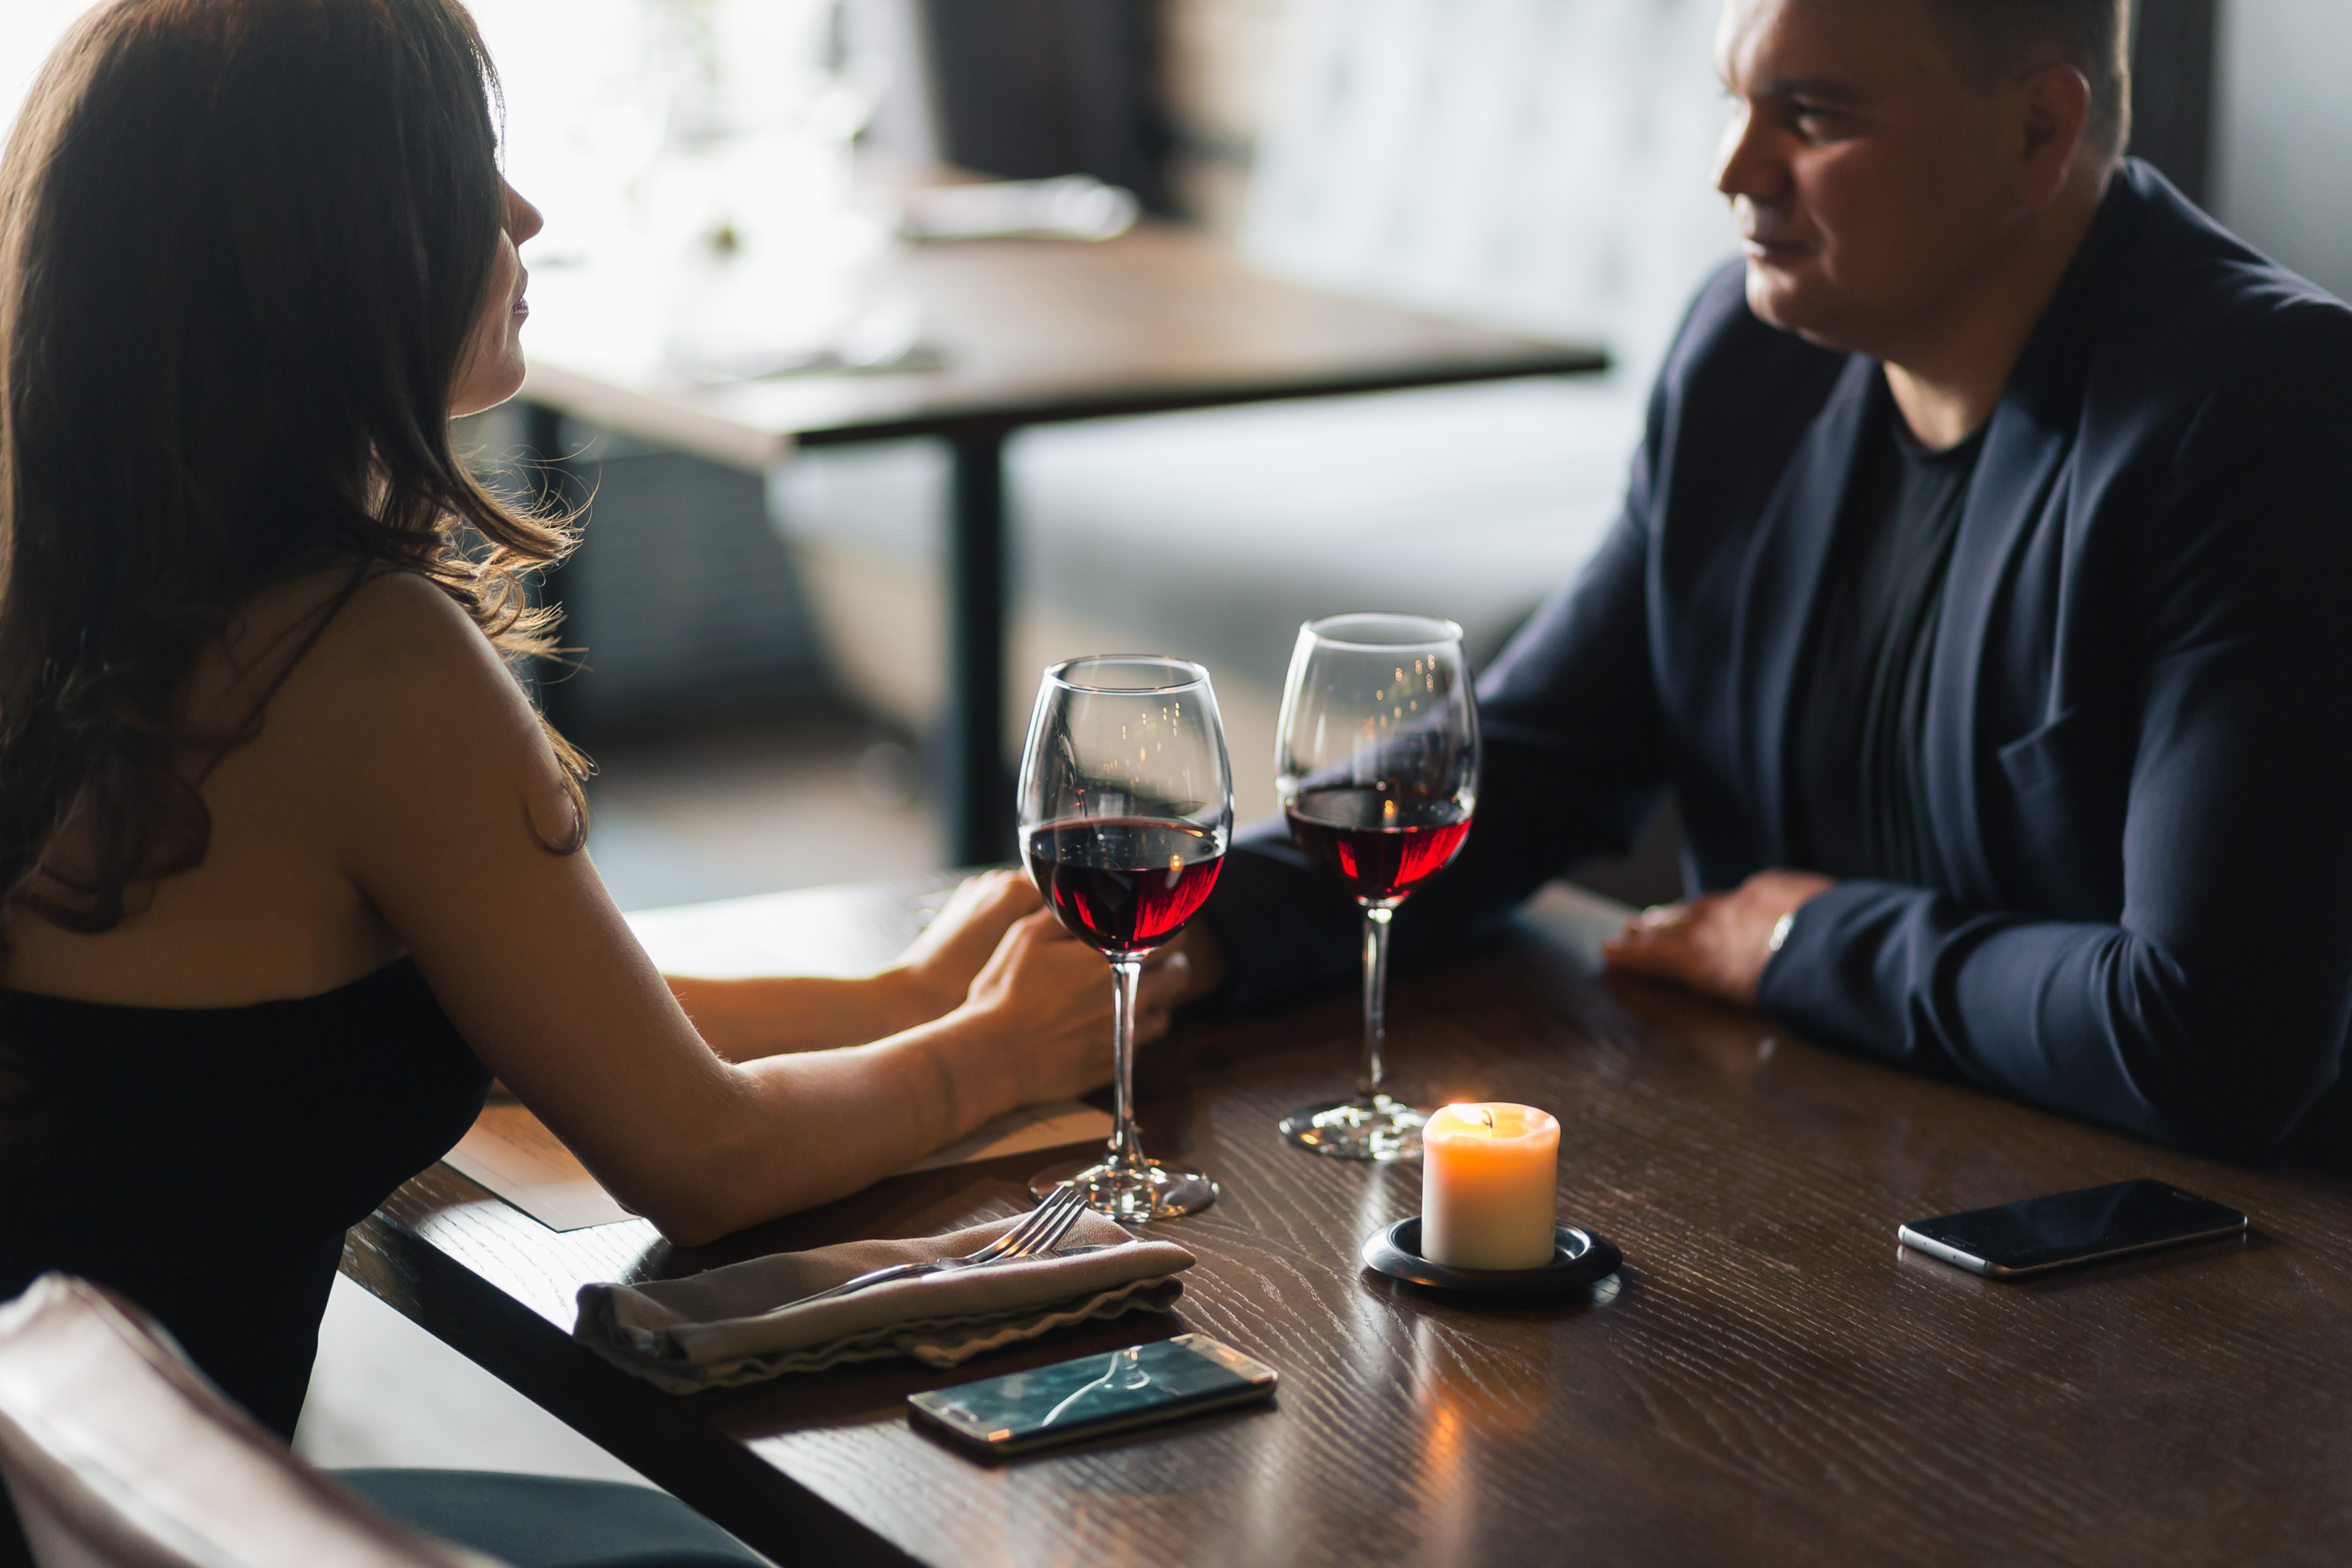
(2212, 0, 2352, 301)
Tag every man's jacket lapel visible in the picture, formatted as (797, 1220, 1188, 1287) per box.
(1926, 405, 2072, 906)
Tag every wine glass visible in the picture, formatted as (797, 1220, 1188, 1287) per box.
(1274, 615, 1479, 1160)
(1021, 656, 1232, 1222)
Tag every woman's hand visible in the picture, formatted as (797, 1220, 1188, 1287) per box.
(954, 910, 1193, 1106)
(884, 870, 1044, 1024)
(671, 871, 1046, 1058)
(1601, 869, 1834, 1005)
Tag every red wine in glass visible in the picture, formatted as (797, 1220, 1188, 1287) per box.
(1018, 655, 1233, 1223)
(1273, 614, 1479, 1161)
(1283, 787, 1471, 905)
(1025, 818, 1225, 954)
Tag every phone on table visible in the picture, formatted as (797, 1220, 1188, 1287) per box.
(1898, 1180, 2247, 1279)
(909, 1334, 1277, 1456)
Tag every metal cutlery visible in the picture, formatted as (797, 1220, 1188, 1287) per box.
(780, 1184, 1093, 1312)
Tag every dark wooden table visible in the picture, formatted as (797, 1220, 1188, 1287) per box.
(514, 220, 1607, 861)
(344, 879, 2352, 1567)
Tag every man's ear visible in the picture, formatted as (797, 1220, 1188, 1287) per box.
(2012, 62, 2093, 208)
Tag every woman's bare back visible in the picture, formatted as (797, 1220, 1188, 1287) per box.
(0, 567, 573, 1005)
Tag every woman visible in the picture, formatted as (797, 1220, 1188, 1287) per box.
(0, 0, 1184, 1452)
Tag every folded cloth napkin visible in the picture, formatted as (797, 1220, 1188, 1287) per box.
(575, 1210, 1194, 1393)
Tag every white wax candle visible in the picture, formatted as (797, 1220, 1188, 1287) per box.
(1421, 1103, 1561, 1270)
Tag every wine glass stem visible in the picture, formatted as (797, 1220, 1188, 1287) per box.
(1357, 907, 1393, 1102)
(1108, 955, 1146, 1172)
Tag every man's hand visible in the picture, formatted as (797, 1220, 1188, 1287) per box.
(1601, 869, 1835, 1005)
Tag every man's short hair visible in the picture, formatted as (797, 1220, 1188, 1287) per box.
(1925, 0, 2133, 155)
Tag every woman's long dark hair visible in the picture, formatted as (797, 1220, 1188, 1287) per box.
(0, 0, 584, 942)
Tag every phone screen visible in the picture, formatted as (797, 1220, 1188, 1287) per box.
(909, 1334, 1276, 1455)
(1900, 1180, 2246, 1276)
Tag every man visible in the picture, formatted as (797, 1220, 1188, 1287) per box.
(1191, 0, 2352, 1164)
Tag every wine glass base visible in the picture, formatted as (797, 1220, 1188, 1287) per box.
(1279, 1096, 1429, 1161)
(1030, 1159, 1219, 1223)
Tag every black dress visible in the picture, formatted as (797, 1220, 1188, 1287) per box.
(0, 960, 776, 1568)
(0, 957, 491, 1437)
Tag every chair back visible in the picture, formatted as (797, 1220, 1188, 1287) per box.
(0, 1274, 499, 1568)
(1243, 0, 1736, 385)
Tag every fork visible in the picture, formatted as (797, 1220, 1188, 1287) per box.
(779, 1184, 1093, 1312)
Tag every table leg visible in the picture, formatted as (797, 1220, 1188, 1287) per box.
(946, 429, 1013, 865)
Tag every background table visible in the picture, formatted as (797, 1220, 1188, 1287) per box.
(345, 879, 2352, 1567)
(516, 222, 1606, 861)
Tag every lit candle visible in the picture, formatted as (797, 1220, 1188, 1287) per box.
(1421, 1103, 1561, 1270)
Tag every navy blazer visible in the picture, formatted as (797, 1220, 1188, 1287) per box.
(1202, 161, 2352, 1164)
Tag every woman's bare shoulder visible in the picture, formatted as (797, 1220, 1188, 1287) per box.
(258, 565, 507, 694)
(281, 563, 494, 669)
(217, 564, 567, 817)
(200, 563, 486, 703)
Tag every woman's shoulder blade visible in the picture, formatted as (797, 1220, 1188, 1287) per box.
(221, 565, 555, 804)
(268, 568, 518, 714)
(304, 565, 498, 669)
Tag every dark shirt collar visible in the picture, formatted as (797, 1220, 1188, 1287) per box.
(1890, 405, 1990, 468)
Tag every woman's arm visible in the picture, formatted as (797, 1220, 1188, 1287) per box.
(666, 870, 1183, 1061)
(665, 871, 1047, 1060)
(306, 575, 1182, 1244)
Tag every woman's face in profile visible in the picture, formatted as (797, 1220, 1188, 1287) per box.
(450, 182, 542, 419)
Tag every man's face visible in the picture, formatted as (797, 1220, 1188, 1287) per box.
(1714, 0, 2026, 356)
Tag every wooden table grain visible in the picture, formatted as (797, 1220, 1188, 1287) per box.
(344, 880, 2352, 1568)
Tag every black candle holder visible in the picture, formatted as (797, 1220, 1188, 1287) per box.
(1360, 1217, 1622, 1299)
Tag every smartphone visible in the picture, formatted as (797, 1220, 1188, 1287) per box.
(1898, 1180, 2247, 1279)
(908, 1334, 1277, 1456)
